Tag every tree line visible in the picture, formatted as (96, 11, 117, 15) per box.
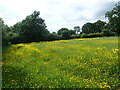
(1, 2, 120, 46)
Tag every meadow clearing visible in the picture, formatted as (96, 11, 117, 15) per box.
(2, 37, 119, 88)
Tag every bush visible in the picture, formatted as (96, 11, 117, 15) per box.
(88, 33, 103, 38)
(70, 35, 81, 39)
(81, 34, 89, 38)
(81, 33, 103, 38)
(47, 33, 62, 41)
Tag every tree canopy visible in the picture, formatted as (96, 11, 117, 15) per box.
(61, 30, 70, 39)
(1, 18, 10, 45)
(57, 28, 69, 35)
(105, 2, 120, 35)
(93, 20, 106, 33)
(21, 11, 49, 42)
(82, 23, 96, 34)
(13, 11, 49, 43)
(74, 26, 80, 34)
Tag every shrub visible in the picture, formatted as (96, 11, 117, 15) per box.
(70, 35, 81, 39)
(47, 33, 62, 41)
(81, 33, 103, 38)
(81, 33, 89, 38)
(88, 33, 103, 38)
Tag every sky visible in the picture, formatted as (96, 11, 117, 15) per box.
(0, 0, 119, 32)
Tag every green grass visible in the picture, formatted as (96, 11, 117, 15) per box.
(2, 37, 119, 88)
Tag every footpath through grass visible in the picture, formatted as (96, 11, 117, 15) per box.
(2, 37, 119, 88)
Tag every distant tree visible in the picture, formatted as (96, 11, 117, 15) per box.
(47, 33, 61, 41)
(74, 26, 80, 34)
(57, 28, 69, 35)
(80, 32, 83, 34)
(52, 32, 56, 34)
(94, 20, 106, 33)
(69, 29, 76, 35)
(105, 2, 120, 35)
(82, 23, 95, 34)
(61, 30, 70, 39)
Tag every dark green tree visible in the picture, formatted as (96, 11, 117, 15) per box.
(82, 23, 95, 34)
(1, 18, 10, 46)
(69, 29, 76, 35)
(47, 33, 61, 41)
(11, 22, 22, 33)
(74, 26, 80, 34)
(105, 2, 120, 35)
(61, 30, 70, 39)
(52, 32, 56, 34)
(19, 11, 49, 42)
(57, 28, 69, 35)
(94, 20, 106, 33)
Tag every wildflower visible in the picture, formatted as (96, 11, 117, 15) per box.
(15, 52, 23, 55)
(112, 48, 120, 53)
(76, 38, 85, 41)
(16, 44, 24, 47)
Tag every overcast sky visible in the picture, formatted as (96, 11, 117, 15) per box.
(0, 0, 119, 32)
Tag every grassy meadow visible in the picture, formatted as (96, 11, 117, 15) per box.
(2, 37, 119, 88)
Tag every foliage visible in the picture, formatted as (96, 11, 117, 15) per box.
(2, 31, 9, 46)
(102, 29, 115, 36)
(19, 11, 49, 42)
(81, 33, 103, 38)
(61, 30, 70, 39)
(11, 22, 22, 34)
(93, 20, 106, 33)
(69, 30, 76, 35)
(105, 2, 120, 35)
(2, 37, 119, 88)
(1, 2, 120, 45)
(1, 18, 10, 46)
(8, 32, 21, 44)
(47, 33, 62, 41)
(74, 26, 80, 34)
(82, 23, 96, 34)
(1, 11, 51, 45)
(70, 34, 81, 39)
(57, 28, 69, 35)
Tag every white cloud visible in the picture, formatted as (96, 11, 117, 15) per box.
(0, 0, 119, 32)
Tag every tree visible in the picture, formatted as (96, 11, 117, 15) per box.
(52, 32, 56, 34)
(47, 33, 61, 41)
(11, 22, 22, 34)
(69, 29, 76, 35)
(82, 23, 95, 34)
(57, 28, 70, 39)
(105, 2, 120, 35)
(74, 26, 80, 34)
(57, 28, 69, 35)
(0, 18, 10, 46)
(61, 30, 70, 39)
(17, 11, 49, 42)
(94, 20, 106, 33)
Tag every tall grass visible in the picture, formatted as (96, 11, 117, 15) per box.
(2, 37, 119, 88)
